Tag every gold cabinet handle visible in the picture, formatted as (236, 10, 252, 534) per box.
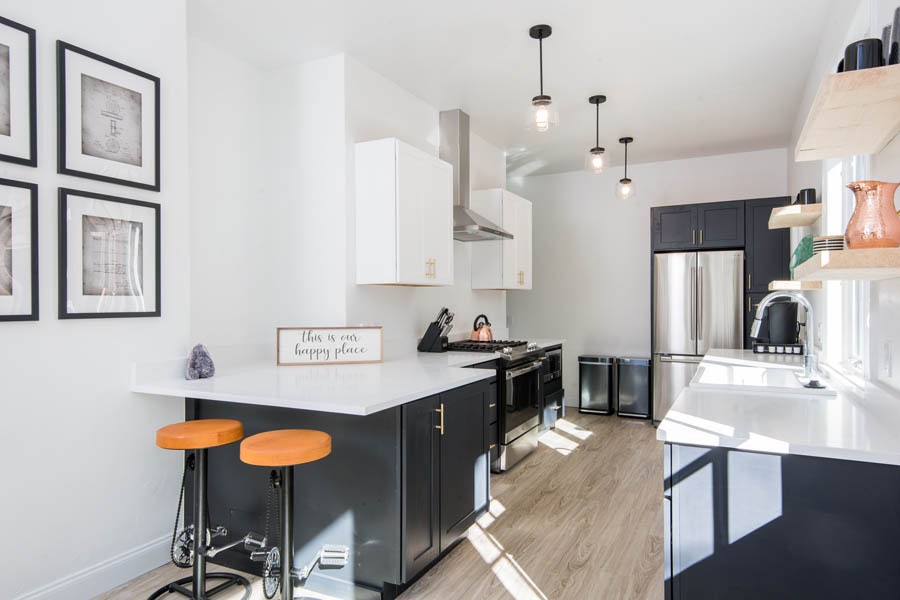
(699, 229, 703, 245)
(748, 273, 751, 288)
(747, 295, 751, 313)
(435, 403, 444, 435)
(489, 443, 497, 450)
(489, 403, 497, 408)
(692, 229, 696, 245)
(433, 259, 436, 279)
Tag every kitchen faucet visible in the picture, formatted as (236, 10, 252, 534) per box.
(750, 291, 823, 388)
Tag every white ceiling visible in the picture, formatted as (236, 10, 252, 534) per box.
(189, 0, 850, 176)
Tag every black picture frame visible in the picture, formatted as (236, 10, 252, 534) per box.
(0, 177, 38, 321)
(57, 41, 160, 191)
(58, 187, 161, 319)
(0, 15, 37, 167)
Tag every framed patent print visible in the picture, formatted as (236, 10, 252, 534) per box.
(0, 16, 36, 166)
(57, 41, 160, 191)
(58, 187, 160, 319)
(0, 178, 37, 320)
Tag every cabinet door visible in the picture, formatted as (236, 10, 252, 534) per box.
(422, 155, 454, 285)
(395, 143, 431, 285)
(515, 197, 533, 289)
(501, 191, 519, 289)
(439, 383, 490, 551)
(745, 197, 791, 293)
(697, 201, 744, 249)
(653, 206, 698, 251)
(401, 395, 441, 581)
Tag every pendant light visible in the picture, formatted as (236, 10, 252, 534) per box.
(585, 95, 606, 173)
(617, 137, 636, 199)
(527, 24, 558, 132)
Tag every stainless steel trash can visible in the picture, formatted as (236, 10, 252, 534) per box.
(578, 356, 615, 415)
(616, 357, 651, 418)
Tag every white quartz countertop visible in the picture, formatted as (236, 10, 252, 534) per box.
(657, 349, 900, 466)
(132, 348, 499, 416)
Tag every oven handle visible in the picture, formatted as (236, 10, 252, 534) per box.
(505, 360, 543, 380)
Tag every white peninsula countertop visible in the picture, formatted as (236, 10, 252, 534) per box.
(657, 349, 900, 466)
(132, 346, 500, 416)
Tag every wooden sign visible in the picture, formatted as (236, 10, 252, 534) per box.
(277, 327, 383, 366)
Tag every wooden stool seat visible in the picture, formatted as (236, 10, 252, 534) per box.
(240, 429, 332, 467)
(156, 419, 244, 450)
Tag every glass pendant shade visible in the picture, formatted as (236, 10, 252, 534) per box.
(585, 148, 605, 173)
(617, 177, 636, 200)
(528, 96, 558, 132)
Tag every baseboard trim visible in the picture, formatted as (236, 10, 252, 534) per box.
(14, 535, 169, 600)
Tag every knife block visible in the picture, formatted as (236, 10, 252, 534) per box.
(418, 322, 448, 353)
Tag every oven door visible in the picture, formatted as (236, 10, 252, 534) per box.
(503, 359, 542, 443)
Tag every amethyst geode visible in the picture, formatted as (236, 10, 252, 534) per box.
(186, 344, 215, 380)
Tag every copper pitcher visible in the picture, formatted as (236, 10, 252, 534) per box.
(845, 180, 900, 249)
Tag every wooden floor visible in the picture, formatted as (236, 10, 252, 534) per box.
(97, 414, 663, 600)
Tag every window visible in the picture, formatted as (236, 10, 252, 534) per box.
(822, 156, 869, 379)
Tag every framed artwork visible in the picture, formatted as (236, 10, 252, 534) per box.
(0, 16, 36, 166)
(0, 178, 37, 321)
(58, 187, 160, 319)
(57, 41, 160, 191)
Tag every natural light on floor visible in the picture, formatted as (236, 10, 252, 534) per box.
(538, 418, 593, 455)
(466, 498, 549, 600)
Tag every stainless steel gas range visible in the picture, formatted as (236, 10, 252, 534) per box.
(447, 340, 545, 472)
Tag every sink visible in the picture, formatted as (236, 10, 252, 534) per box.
(691, 357, 836, 396)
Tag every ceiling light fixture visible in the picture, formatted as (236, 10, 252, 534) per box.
(617, 137, 636, 199)
(527, 24, 558, 133)
(585, 95, 607, 173)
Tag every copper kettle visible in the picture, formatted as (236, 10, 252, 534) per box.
(470, 314, 493, 341)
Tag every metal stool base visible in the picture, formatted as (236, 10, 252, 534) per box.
(147, 572, 251, 600)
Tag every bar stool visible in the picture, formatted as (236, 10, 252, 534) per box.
(240, 429, 332, 600)
(150, 419, 251, 600)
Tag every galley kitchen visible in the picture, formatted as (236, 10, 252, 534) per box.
(5, 1, 900, 600)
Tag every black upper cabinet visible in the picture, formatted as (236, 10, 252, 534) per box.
(652, 202, 744, 251)
(652, 206, 698, 251)
(697, 201, 744, 249)
(745, 197, 791, 293)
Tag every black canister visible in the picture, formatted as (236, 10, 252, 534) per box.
(796, 188, 817, 204)
(843, 38, 885, 71)
(767, 301, 800, 345)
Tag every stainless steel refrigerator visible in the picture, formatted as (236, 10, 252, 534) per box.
(652, 250, 744, 423)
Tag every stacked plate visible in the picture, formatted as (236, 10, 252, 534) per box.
(812, 235, 844, 255)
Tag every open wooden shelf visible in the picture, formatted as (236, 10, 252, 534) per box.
(793, 248, 900, 281)
(768, 204, 822, 229)
(795, 64, 900, 162)
(768, 280, 823, 291)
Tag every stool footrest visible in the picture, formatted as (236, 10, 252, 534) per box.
(146, 572, 251, 600)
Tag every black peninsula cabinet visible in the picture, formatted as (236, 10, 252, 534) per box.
(189, 377, 495, 599)
(401, 381, 492, 581)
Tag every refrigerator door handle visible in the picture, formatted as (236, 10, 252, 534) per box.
(689, 266, 696, 341)
(697, 265, 704, 340)
(658, 355, 704, 363)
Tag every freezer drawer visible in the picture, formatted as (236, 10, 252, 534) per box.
(652, 355, 702, 423)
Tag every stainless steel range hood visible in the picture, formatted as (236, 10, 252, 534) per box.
(439, 109, 514, 242)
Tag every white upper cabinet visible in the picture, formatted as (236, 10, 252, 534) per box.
(355, 138, 454, 286)
(470, 189, 533, 290)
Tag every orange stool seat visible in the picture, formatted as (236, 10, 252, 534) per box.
(240, 429, 332, 467)
(156, 419, 244, 450)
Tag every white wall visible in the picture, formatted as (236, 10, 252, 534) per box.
(0, 2, 191, 599)
(507, 148, 788, 404)
(188, 35, 276, 346)
(344, 56, 508, 347)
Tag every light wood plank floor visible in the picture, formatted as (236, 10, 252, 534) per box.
(96, 414, 663, 600)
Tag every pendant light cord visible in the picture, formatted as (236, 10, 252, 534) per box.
(624, 141, 629, 179)
(595, 102, 599, 147)
(538, 36, 544, 95)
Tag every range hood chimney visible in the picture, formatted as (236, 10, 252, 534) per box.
(439, 109, 514, 242)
